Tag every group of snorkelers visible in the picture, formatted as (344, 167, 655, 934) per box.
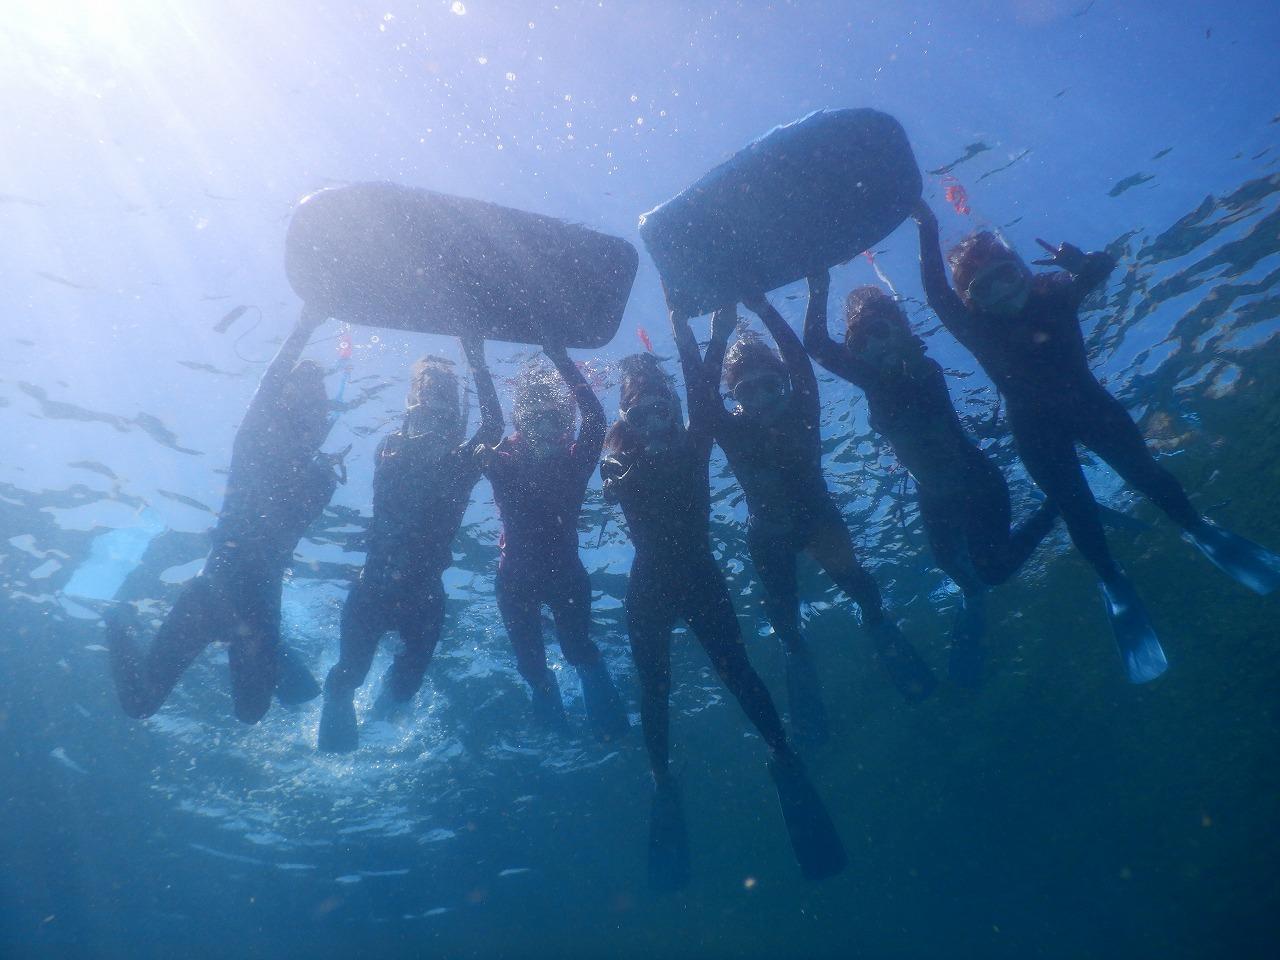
(105, 201, 1280, 890)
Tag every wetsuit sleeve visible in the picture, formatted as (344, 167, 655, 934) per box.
(801, 280, 874, 387)
(464, 341, 504, 448)
(244, 314, 319, 428)
(751, 296, 821, 424)
(1066, 252, 1117, 310)
(914, 208, 977, 347)
(672, 312, 716, 445)
(548, 350, 605, 478)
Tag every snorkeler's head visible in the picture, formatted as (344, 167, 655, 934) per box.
(513, 358, 574, 447)
(949, 231, 1031, 317)
(280, 359, 330, 451)
(405, 355, 463, 444)
(723, 331, 790, 421)
(610, 353, 682, 450)
(844, 286, 917, 367)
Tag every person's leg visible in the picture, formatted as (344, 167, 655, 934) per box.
(625, 567, 676, 781)
(920, 493, 990, 688)
(805, 502, 936, 701)
(1013, 416, 1119, 581)
(683, 556, 847, 880)
(496, 564, 565, 728)
(802, 502, 885, 623)
(319, 582, 389, 752)
(381, 578, 446, 705)
(227, 568, 283, 725)
(626, 567, 687, 891)
(748, 525, 828, 747)
(106, 575, 220, 719)
(682, 560, 790, 755)
(1014, 413, 1165, 683)
(550, 562, 628, 741)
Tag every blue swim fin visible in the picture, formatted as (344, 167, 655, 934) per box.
(529, 671, 570, 732)
(947, 590, 987, 689)
(648, 779, 690, 892)
(767, 751, 847, 880)
(1099, 575, 1168, 684)
(1185, 520, 1280, 596)
(784, 645, 830, 748)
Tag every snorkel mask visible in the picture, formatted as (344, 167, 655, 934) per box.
(729, 371, 791, 420)
(965, 257, 1030, 316)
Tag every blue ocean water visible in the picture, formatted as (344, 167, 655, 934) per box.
(3, 2, 1280, 957)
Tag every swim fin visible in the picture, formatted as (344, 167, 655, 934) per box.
(767, 751, 847, 880)
(1185, 520, 1280, 596)
(577, 661, 630, 743)
(868, 621, 938, 703)
(1099, 575, 1167, 684)
(783, 646, 830, 748)
(275, 645, 322, 706)
(368, 683, 411, 724)
(529, 671, 570, 732)
(648, 778, 690, 892)
(317, 683, 359, 753)
(947, 590, 987, 689)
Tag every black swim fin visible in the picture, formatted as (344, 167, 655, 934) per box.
(368, 684, 411, 724)
(577, 661, 630, 743)
(317, 684, 359, 753)
(529, 671, 570, 732)
(767, 751, 847, 880)
(1099, 574, 1167, 684)
(275, 645, 322, 706)
(648, 778, 690, 892)
(947, 590, 987, 689)
(783, 646, 830, 748)
(868, 621, 938, 702)
(1185, 520, 1280, 596)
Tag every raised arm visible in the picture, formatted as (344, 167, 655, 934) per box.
(545, 342, 605, 466)
(743, 290, 820, 425)
(247, 307, 325, 420)
(671, 309, 717, 436)
(461, 336, 503, 448)
(1033, 238, 1116, 310)
(801, 272, 874, 387)
(913, 201, 973, 341)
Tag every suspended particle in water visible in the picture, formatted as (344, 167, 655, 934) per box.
(636, 117, 644, 125)
(450, 1, 466, 14)
(629, 94, 638, 102)
(743, 876, 757, 890)
(477, 56, 488, 64)
(506, 72, 516, 81)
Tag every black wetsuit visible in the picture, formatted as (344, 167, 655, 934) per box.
(483, 356, 606, 697)
(917, 220, 1199, 581)
(109, 319, 338, 723)
(603, 325, 789, 779)
(803, 298, 1056, 593)
(326, 358, 500, 705)
(706, 302, 884, 635)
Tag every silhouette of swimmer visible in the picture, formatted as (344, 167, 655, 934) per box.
(803, 270, 1058, 686)
(914, 200, 1280, 683)
(318, 337, 501, 753)
(107, 309, 341, 723)
(600, 310, 845, 890)
(703, 294, 937, 738)
(477, 340, 628, 741)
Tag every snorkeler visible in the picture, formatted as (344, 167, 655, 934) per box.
(600, 310, 846, 890)
(803, 270, 1058, 686)
(914, 200, 1280, 683)
(317, 338, 501, 753)
(107, 308, 342, 723)
(476, 342, 628, 741)
(703, 294, 936, 740)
